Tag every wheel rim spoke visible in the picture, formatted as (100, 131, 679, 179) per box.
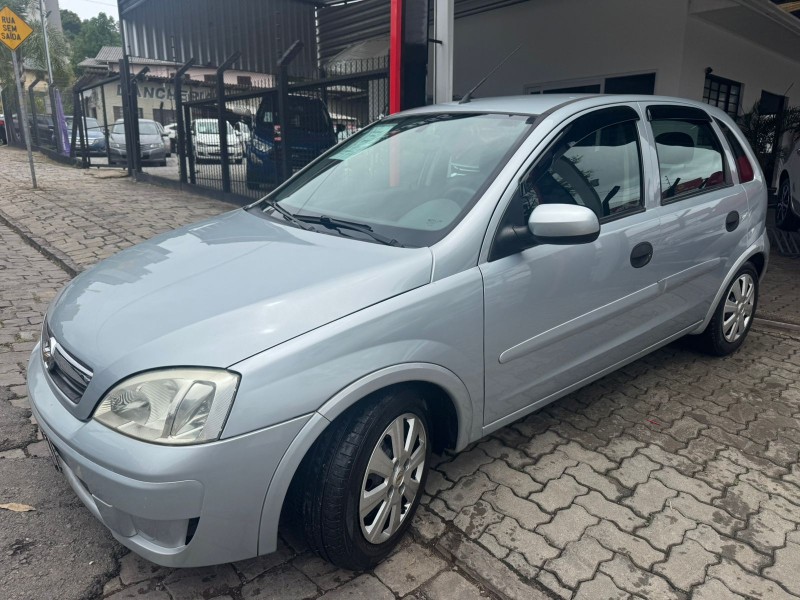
(389, 417, 405, 462)
(367, 447, 394, 480)
(360, 483, 389, 519)
(404, 417, 420, 460)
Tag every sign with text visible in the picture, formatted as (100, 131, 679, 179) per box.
(0, 6, 33, 51)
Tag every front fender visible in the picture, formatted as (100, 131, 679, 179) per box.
(256, 361, 475, 556)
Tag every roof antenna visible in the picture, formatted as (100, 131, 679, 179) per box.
(459, 45, 522, 104)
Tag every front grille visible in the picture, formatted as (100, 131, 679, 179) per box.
(42, 325, 93, 403)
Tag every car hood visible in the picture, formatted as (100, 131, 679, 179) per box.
(47, 209, 432, 414)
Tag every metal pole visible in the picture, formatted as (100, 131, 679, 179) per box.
(12, 51, 37, 188)
(28, 75, 42, 147)
(39, 0, 62, 153)
(216, 52, 240, 194)
(276, 41, 303, 184)
(174, 58, 195, 185)
(185, 104, 196, 184)
(433, 0, 454, 104)
(38, 0, 55, 85)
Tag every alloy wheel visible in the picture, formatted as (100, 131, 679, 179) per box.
(722, 273, 755, 343)
(777, 184, 790, 225)
(359, 413, 427, 544)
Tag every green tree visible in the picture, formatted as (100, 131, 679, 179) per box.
(70, 13, 120, 68)
(60, 9, 83, 42)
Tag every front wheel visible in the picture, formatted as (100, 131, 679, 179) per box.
(695, 263, 759, 356)
(301, 387, 431, 570)
(776, 178, 800, 231)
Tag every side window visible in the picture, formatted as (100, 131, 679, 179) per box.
(520, 118, 643, 221)
(489, 107, 644, 262)
(716, 119, 755, 183)
(651, 118, 727, 201)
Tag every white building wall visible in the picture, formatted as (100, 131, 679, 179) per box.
(679, 16, 800, 112)
(452, 0, 690, 98)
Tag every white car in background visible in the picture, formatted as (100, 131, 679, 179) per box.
(164, 123, 179, 154)
(192, 118, 244, 164)
(776, 137, 800, 231)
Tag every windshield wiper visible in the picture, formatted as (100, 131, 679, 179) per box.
(295, 215, 404, 247)
(261, 199, 318, 232)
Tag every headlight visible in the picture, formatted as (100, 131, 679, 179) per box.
(251, 138, 273, 153)
(147, 143, 162, 149)
(110, 142, 122, 149)
(93, 368, 240, 445)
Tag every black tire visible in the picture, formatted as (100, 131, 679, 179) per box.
(776, 177, 800, 232)
(694, 263, 759, 356)
(300, 387, 431, 570)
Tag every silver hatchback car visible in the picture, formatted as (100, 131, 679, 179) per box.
(28, 95, 768, 570)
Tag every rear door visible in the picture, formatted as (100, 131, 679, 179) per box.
(640, 104, 751, 330)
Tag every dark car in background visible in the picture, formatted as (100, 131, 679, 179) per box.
(0, 114, 6, 145)
(67, 116, 108, 157)
(246, 95, 338, 189)
(108, 119, 169, 167)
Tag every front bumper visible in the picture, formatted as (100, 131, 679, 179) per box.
(196, 146, 244, 161)
(27, 347, 310, 567)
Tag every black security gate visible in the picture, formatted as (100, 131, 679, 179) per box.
(177, 52, 389, 200)
(72, 74, 120, 168)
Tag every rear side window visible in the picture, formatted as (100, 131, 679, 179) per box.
(716, 120, 755, 183)
(651, 119, 727, 201)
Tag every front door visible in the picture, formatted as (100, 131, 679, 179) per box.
(481, 106, 670, 427)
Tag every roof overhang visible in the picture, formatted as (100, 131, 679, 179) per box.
(117, 0, 354, 16)
(690, 0, 800, 59)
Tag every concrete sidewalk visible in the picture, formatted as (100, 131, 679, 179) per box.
(3, 145, 800, 600)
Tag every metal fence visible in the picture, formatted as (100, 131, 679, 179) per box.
(1, 79, 73, 156)
(169, 53, 389, 200)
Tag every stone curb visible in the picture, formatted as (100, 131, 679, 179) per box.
(753, 317, 800, 335)
(0, 207, 81, 278)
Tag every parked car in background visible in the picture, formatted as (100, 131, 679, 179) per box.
(246, 94, 337, 189)
(28, 95, 768, 572)
(107, 119, 169, 167)
(164, 123, 179, 154)
(66, 116, 107, 157)
(192, 118, 244, 163)
(776, 137, 800, 231)
(155, 122, 172, 158)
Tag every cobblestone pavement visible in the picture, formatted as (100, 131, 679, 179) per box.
(2, 145, 800, 600)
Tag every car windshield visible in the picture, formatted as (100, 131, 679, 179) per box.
(196, 121, 232, 135)
(139, 122, 159, 135)
(111, 122, 159, 135)
(263, 113, 534, 247)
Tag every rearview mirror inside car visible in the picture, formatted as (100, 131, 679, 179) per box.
(528, 204, 600, 245)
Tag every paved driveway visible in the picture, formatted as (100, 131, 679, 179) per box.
(1, 146, 800, 600)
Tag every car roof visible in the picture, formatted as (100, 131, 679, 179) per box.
(403, 94, 731, 121)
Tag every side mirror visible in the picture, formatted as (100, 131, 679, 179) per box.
(528, 204, 600, 245)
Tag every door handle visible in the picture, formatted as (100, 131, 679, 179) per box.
(726, 211, 740, 232)
(630, 242, 654, 269)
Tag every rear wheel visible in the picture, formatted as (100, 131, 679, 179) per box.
(300, 387, 431, 570)
(776, 178, 800, 231)
(695, 263, 759, 356)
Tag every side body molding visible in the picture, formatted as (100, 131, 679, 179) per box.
(257, 362, 474, 556)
